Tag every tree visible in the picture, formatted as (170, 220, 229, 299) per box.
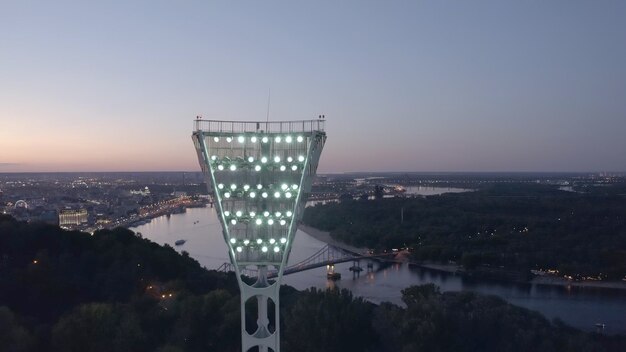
(51, 303, 145, 352)
(0, 306, 34, 352)
(374, 185, 384, 200)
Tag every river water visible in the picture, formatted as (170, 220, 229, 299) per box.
(404, 185, 472, 196)
(131, 206, 626, 335)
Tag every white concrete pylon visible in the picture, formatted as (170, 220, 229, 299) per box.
(192, 120, 326, 352)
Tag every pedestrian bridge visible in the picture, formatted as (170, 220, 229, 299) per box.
(216, 244, 396, 278)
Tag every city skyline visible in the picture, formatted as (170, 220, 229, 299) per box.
(2, 1, 625, 173)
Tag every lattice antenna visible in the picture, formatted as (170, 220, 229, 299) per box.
(266, 89, 271, 123)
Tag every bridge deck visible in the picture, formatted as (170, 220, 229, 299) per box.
(217, 245, 396, 278)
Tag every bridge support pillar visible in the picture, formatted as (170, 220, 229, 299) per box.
(350, 259, 363, 277)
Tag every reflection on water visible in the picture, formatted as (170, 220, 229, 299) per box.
(132, 206, 626, 335)
(306, 199, 338, 207)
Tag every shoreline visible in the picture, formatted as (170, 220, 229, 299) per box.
(531, 276, 626, 290)
(298, 224, 626, 291)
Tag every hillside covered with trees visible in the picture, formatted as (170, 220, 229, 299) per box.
(1, 215, 624, 351)
(302, 184, 626, 280)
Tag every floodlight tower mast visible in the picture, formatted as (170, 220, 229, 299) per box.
(192, 119, 326, 352)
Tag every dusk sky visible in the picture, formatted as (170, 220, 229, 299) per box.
(1, 1, 625, 173)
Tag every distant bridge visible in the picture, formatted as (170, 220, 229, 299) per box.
(216, 244, 396, 278)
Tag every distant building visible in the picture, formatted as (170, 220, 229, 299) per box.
(59, 209, 88, 228)
(130, 186, 151, 196)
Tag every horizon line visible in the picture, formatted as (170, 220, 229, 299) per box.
(0, 170, 624, 175)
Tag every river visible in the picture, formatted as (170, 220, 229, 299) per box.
(131, 206, 626, 335)
(404, 185, 473, 196)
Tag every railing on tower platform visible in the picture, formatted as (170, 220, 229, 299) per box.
(194, 119, 325, 134)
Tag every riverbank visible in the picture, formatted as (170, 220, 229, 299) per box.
(299, 224, 626, 291)
(532, 276, 626, 290)
(410, 262, 626, 291)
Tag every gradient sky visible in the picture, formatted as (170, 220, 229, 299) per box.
(1, 1, 625, 173)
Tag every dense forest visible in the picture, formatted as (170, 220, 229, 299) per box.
(1, 215, 624, 351)
(303, 184, 626, 280)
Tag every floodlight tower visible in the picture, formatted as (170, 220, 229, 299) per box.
(192, 119, 326, 352)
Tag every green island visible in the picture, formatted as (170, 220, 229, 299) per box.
(1, 214, 625, 351)
(303, 183, 626, 283)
